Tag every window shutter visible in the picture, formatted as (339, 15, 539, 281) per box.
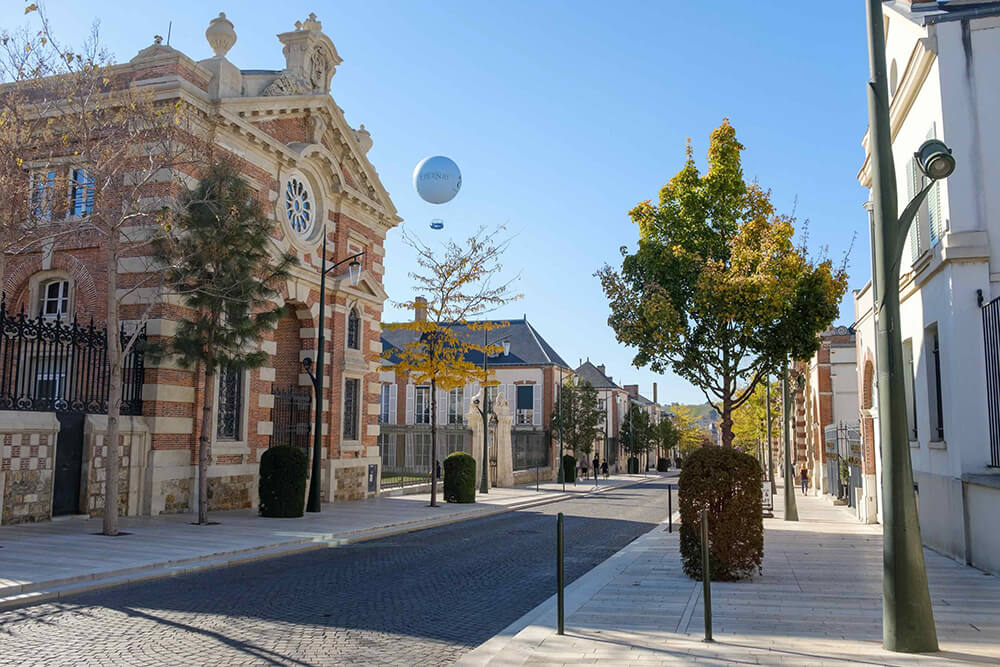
(463, 384, 473, 422)
(389, 384, 397, 425)
(925, 125, 944, 246)
(438, 388, 448, 426)
(405, 383, 414, 425)
(906, 159, 921, 262)
(533, 384, 541, 425)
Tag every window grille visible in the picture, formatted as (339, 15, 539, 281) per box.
(217, 364, 242, 440)
(343, 378, 360, 440)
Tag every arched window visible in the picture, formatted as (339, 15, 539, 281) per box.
(347, 308, 361, 350)
(39, 279, 70, 319)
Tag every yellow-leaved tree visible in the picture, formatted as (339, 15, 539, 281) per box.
(383, 226, 520, 506)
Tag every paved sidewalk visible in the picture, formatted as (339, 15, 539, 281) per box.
(0, 472, 655, 609)
(460, 485, 1000, 666)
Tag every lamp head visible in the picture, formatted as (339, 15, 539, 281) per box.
(915, 139, 955, 180)
(473, 397, 480, 406)
(302, 357, 313, 372)
(348, 259, 362, 286)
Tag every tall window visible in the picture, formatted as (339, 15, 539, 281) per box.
(70, 168, 95, 217)
(343, 378, 360, 440)
(516, 385, 533, 425)
(902, 339, 918, 441)
(415, 385, 430, 424)
(379, 383, 392, 424)
(448, 387, 464, 424)
(217, 364, 242, 440)
(347, 308, 360, 350)
(486, 385, 499, 413)
(30, 170, 56, 220)
(926, 327, 944, 441)
(39, 280, 70, 319)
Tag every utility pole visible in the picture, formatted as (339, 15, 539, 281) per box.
(782, 361, 798, 521)
(865, 0, 948, 652)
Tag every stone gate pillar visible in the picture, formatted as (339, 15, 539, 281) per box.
(466, 389, 487, 487)
(494, 393, 514, 488)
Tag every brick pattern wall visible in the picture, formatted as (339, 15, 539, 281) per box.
(86, 435, 132, 518)
(1, 432, 54, 524)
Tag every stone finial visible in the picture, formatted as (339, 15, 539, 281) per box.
(205, 12, 236, 57)
(353, 124, 373, 154)
(301, 13, 322, 31)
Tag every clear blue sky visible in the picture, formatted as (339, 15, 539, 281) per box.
(6, 1, 872, 405)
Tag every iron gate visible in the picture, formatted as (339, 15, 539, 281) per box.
(270, 385, 312, 452)
(984, 295, 1000, 468)
(825, 421, 862, 506)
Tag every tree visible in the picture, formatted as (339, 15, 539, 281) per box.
(383, 226, 520, 507)
(731, 378, 780, 458)
(153, 162, 297, 525)
(5, 9, 206, 534)
(550, 377, 603, 459)
(654, 416, 679, 461)
(621, 404, 653, 462)
(671, 405, 707, 457)
(598, 120, 847, 449)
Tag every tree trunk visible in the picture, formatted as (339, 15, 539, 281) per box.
(103, 240, 121, 536)
(198, 369, 215, 524)
(429, 378, 438, 507)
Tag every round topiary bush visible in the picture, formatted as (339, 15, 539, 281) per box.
(657, 457, 670, 472)
(679, 445, 763, 581)
(258, 445, 308, 518)
(562, 454, 577, 483)
(443, 452, 476, 503)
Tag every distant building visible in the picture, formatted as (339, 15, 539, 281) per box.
(574, 361, 630, 467)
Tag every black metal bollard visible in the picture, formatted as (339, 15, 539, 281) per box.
(701, 508, 713, 642)
(557, 512, 565, 635)
(668, 484, 673, 533)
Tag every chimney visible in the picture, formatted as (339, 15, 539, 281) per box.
(414, 296, 427, 322)
(624, 384, 639, 398)
(653, 382, 658, 404)
(597, 364, 606, 375)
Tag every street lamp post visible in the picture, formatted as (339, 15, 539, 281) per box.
(766, 375, 775, 494)
(302, 233, 364, 514)
(865, 0, 954, 652)
(556, 367, 564, 489)
(782, 360, 799, 522)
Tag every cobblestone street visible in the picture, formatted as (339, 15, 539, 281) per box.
(0, 478, 674, 666)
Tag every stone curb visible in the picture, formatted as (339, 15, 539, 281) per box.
(0, 475, 657, 610)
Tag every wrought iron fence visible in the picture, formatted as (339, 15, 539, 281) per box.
(270, 385, 312, 452)
(513, 429, 549, 470)
(824, 421, 862, 506)
(984, 295, 1000, 467)
(379, 427, 471, 489)
(0, 295, 144, 415)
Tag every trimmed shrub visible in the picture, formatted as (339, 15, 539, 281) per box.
(657, 457, 670, 472)
(679, 445, 763, 581)
(443, 452, 476, 503)
(627, 456, 640, 474)
(258, 446, 308, 518)
(562, 454, 577, 483)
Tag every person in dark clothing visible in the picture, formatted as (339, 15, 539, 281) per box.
(800, 466, 808, 494)
(436, 460, 442, 482)
(592, 455, 600, 480)
(601, 460, 609, 479)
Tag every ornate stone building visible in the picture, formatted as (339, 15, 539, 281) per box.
(0, 12, 399, 523)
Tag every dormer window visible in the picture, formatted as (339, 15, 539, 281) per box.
(39, 280, 70, 319)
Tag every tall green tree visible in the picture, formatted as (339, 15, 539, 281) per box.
(671, 405, 709, 457)
(551, 377, 603, 459)
(154, 162, 297, 525)
(599, 120, 847, 448)
(654, 416, 680, 461)
(731, 378, 780, 457)
(621, 404, 653, 460)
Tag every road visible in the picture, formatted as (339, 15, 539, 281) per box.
(0, 476, 677, 666)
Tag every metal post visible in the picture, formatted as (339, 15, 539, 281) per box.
(480, 328, 489, 495)
(557, 512, 565, 635)
(557, 368, 564, 489)
(701, 508, 713, 642)
(306, 235, 328, 513)
(782, 361, 798, 521)
(865, 0, 938, 651)
(766, 376, 775, 494)
(668, 483, 673, 533)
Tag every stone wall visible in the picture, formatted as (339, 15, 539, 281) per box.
(334, 465, 366, 500)
(0, 412, 60, 525)
(208, 473, 255, 511)
(84, 416, 150, 518)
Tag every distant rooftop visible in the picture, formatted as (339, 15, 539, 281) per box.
(888, 0, 1000, 25)
(574, 361, 620, 390)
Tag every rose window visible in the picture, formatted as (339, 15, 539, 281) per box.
(284, 177, 313, 235)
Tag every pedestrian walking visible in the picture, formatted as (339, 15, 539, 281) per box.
(800, 466, 808, 495)
(592, 455, 600, 481)
(601, 460, 609, 479)
(436, 460, 442, 482)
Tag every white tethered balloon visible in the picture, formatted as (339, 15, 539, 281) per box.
(413, 155, 462, 205)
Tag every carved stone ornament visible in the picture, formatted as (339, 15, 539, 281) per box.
(205, 12, 236, 57)
(261, 74, 311, 96)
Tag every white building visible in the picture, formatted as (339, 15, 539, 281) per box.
(857, 0, 1000, 573)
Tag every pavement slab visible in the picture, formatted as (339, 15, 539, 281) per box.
(460, 486, 1000, 667)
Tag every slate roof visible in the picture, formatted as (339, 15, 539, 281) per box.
(889, 0, 1000, 25)
(381, 318, 570, 369)
(574, 361, 620, 390)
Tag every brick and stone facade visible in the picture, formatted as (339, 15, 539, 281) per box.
(0, 12, 399, 523)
